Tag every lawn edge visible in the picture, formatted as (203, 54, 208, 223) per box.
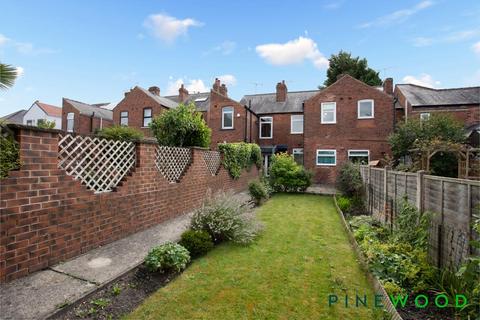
(332, 194, 404, 320)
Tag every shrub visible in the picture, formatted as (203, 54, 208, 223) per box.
(393, 198, 431, 248)
(0, 124, 20, 179)
(37, 119, 56, 129)
(268, 153, 312, 192)
(248, 180, 269, 205)
(336, 162, 363, 197)
(190, 191, 262, 245)
(178, 230, 214, 258)
(96, 125, 144, 142)
(218, 143, 262, 179)
(336, 196, 351, 213)
(150, 103, 211, 147)
(144, 242, 190, 273)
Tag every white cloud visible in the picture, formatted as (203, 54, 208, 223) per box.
(0, 34, 10, 46)
(323, 0, 344, 10)
(218, 74, 237, 86)
(359, 1, 434, 28)
(16, 67, 24, 77)
(402, 73, 441, 88)
(412, 28, 480, 47)
(473, 41, 480, 55)
(0, 34, 54, 55)
(255, 36, 329, 69)
(143, 13, 203, 43)
(166, 78, 209, 95)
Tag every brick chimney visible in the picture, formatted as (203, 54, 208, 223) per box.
(383, 78, 393, 95)
(212, 78, 221, 92)
(179, 84, 189, 102)
(219, 84, 228, 97)
(276, 80, 287, 102)
(148, 86, 160, 96)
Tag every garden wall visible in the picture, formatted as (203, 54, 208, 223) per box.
(0, 125, 259, 283)
(360, 165, 480, 270)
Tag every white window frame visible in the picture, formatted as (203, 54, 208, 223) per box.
(222, 106, 234, 129)
(26, 119, 34, 126)
(348, 150, 370, 163)
(66, 112, 74, 132)
(316, 149, 337, 166)
(143, 108, 152, 127)
(321, 102, 336, 124)
(290, 115, 304, 134)
(357, 99, 375, 119)
(259, 116, 273, 139)
(120, 111, 129, 126)
(420, 112, 431, 121)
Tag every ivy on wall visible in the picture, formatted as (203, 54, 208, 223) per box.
(218, 143, 262, 179)
(0, 124, 20, 179)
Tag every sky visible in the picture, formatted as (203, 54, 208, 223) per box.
(0, 0, 479, 116)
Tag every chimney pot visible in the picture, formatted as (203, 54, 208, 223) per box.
(276, 80, 287, 102)
(148, 86, 160, 96)
(179, 83, 189, 102)
(213, 78, 221, 92)
(219, 83, 228, 97)
(383, 78, 393, 95)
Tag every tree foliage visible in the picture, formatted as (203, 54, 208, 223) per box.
(97, 125, 144, 142)
(37, 119, 56, 129)
(324, 51, 382, 86)
(150, 103, 211, 148)
(0, 123, 20, 178)
(269, 153, 312, 192)
(0, 63, 18, 90)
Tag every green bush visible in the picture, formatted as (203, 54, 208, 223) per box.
(393, 198, 431, 248)
(248, 180, 269, 205)
(268, 153, 312, 192)
(190, 191, 262, 245)
(37, 119, 56, 129)
(218, 143, 262, 179)
(96, 125, 144, 142)
(178, 230, 214, 258)
(144, 242, 190, 273)
(150, 103, 211, 147)
(336, 162, 363, 197)
(0, 124, 20, 179)
(336, 196, 351, 213)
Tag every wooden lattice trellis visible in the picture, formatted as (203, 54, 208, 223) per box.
(202, 151, 221, 175)
(155, 146, 192, 182)
(58, 134, 136, 193)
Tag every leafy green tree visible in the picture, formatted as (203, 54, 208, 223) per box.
(37, 119, 56, 129)
(150, 103, 211, 148)
(0, 63, 18, 90)
(324, 51, 382, 87)
(97, 125, 144, 142)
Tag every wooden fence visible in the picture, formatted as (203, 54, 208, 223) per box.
(360, 165, 480, 270)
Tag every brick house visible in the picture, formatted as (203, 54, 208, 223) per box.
(394, 84, 480, 146)
(62, 98, 113, 134)
(23, 100, 62, 129)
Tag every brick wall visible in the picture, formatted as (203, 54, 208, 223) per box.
(0, 126, 259, 283)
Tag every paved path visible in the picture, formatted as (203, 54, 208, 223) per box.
(0, 192, 250, 320)
(305, 184, 337, 195)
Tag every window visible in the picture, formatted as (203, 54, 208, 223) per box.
(420, 113, 430, 121)
(26, 120, 33, 126)
(321, 102, 336, 124)
(291, 115, 304, 134)
(67, 113, 74, 132)
(143, 108, 152, 127)
(120, 111, 128, 126)
(316, 149, 336, 166)
(292, 148, 304, 165)
(348, 150, 369, 165)
(259, 117, 273, 139)
(358, 99, 374, 119)
(222, 106, 234, 129)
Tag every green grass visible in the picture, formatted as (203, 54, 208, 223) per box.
(127, 194, 384, 320)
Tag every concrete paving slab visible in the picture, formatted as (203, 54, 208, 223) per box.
(0, 270, 95, 320)
(51, 212, 192, 284)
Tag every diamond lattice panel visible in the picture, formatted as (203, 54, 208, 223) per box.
(202, 151, 221, 176)
(155, 146, 192, 182)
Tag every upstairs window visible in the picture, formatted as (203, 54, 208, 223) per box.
(291, 115, 304, 134)
(120, 111, 128, 126)
(67, 112, 74, 132)
(143, 108, 152, 127)
(222, 106, 234, 129)
(358, 99, 374, 119)
(321, 102, 336, 124)
(348, 150, 369, 165)
(420, 113, 431, 121)
(316, 149, 336, 166)
(259, 117, 273, 139)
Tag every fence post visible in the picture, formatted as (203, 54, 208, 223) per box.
(416, 170, 425, 213)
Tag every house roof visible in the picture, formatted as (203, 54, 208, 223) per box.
(239, 90, 320, 114)
(35, 101, 62, 117)
(0, 109, 27, 124)
(164, 92, 211, 112)
(396, 84, 480, 107)
(136, 86, 179, 109)
(64, 98, 113, 120)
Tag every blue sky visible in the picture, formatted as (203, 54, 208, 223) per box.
(1, 0, 479, 116)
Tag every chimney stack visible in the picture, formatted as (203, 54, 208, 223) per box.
(148, 86, 160, 96)
(179, 84, 189, 102)
(212, 78, 221, 92)
(219, 84, 228, 97)
(383, 78, 393, 95)
(276, 80, 287, 102)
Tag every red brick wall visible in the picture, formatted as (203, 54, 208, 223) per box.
(256, 113, 304, 153)
(0, 126, 259, 283)
(304, 75, 394, 184)
(113, 88, 169, 137)
(61, 101, 113, 134)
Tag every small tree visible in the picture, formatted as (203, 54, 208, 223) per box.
(269, 153, 312, 192)
(150, 103, 211, 148)
(37, 119, 56, 129)
(324, 51, 382, 87)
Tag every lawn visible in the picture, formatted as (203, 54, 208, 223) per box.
(127, 194, 383, 319)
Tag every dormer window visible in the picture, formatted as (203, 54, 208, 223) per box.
(358, 99, 374, 119)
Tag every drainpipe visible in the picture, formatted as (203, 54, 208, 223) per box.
(244, 106, 248, 142)
(90, 112, 95, 133)
(392, 97, 398, 130)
